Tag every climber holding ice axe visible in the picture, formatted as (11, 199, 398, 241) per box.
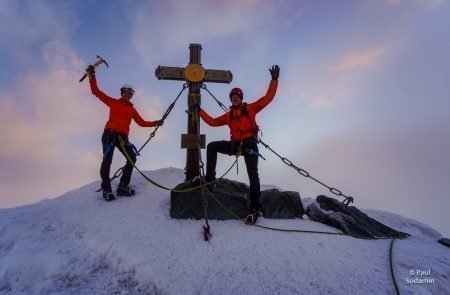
(81, 55, 164, 201)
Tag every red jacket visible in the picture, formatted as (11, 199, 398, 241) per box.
(89, 77, 155, 135)
(199, 80, 278, 141)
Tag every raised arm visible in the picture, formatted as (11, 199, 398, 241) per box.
(199, 108, 228, 127)
(89, 76, 115, 106)
(249, 65, 280, 113)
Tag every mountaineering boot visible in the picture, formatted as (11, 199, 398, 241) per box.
(205, 176, 216, 191)
(245, 209, 259, 225)
(102, 190, 115, 202)
(117, 182, 135, 196)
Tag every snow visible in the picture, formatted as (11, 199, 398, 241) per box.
(0, 167, 449, 294)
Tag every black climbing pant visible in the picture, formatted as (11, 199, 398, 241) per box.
(100, 129, 137, 192)
(206, 138, 261, 210)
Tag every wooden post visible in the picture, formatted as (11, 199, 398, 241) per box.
(155, 43, 232, 181)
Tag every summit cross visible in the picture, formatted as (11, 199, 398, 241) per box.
(155, 43, 233, 181)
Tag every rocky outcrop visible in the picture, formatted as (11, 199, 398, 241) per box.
(170, 178, 304, 220)
(438, 238, 450, 248)
(260, 189, 304, 219)
(306, 195, 410, 239)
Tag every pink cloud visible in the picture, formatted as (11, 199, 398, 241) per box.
(0, 42, 99, 154)
(283, 46, 389, 110)
(327, 47, 386, 73)
(0, 40, 164, 208)
(0, 41, 100, 206)
(309, 97, 333, 109)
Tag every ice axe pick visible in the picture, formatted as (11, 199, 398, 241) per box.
(79, 55, 109, 83)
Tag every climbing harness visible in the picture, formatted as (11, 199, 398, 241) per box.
(246, 148, 266, 160)
(128, 142, 140, 157)
(102, 142, 114, 159)
(102, 139, 139, 160)
(229, 103, 260, 137)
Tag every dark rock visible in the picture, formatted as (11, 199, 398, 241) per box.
(306, 195, 410, 239)
(170, 178, 305, 220)
(260, 189, 304, 219)
(170, 178, 249, 220)
(438, 238, 450, 248)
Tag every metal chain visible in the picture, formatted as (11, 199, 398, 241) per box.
(258, 138, 354, 205)
(201, 85, 354, 205)
(97, 83, 189, 191)
(200, 84, 229, 112)
(138, 83, 189, 153)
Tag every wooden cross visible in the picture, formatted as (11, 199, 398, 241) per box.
(155, 43, 233, 181)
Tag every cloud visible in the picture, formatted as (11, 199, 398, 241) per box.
(129, 90, 166, 140)
(383, 0, 402, 5)
(0, 36, 168, 207)
(0, 1, 77, 67)
(283, 64, 352, 110)
(0, 41, 99, 152)
(0, 41, 106, 206)
(129, 0, 299, 65)
(327, 47, 386, 73)
(283, 45, 389, 110)
(367, 0, 446, 9)
(309, 97, 332, 109)
(0, 1, 98, 207)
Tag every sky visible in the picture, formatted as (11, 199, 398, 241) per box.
(0, 0, 449, 237)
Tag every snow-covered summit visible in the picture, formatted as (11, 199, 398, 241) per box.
(0, 168, 448, 294)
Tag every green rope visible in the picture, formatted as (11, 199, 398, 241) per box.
(205, 187, 401, 292)
(119, 137, 401, 293)
(390, 238, 400, 295)
(204, 187, 347, 236)
(118, 137, 242, 193)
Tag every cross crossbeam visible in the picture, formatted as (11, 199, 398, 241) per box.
(155, 43, 233, 181)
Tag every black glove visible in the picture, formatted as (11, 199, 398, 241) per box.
(269, 65, 280, 80)
(154, 120, 164, 127)
(85, 65, 95, 78)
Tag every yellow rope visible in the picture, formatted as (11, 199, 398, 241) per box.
(203, 187, 348, 236)
(118, 137, 242, 193)
(119, 136, 401, 293)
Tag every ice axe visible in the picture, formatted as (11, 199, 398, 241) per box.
(79, 55, 109, 83)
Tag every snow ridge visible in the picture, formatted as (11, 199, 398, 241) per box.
(0, 168, 448, 294)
